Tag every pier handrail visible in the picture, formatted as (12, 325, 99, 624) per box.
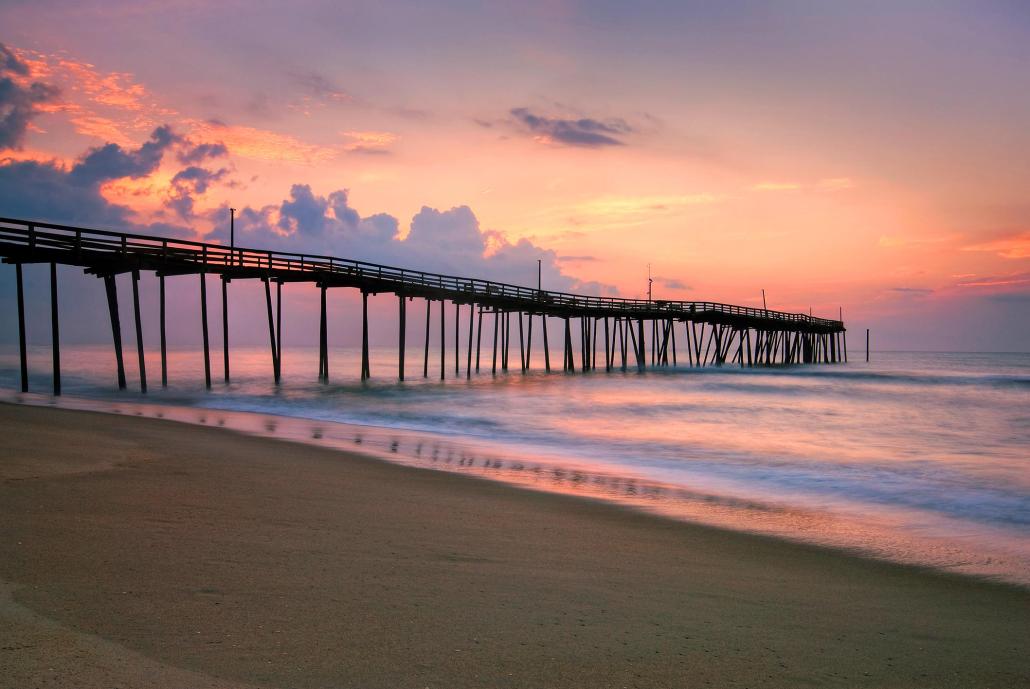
(0, 217, 843, 329)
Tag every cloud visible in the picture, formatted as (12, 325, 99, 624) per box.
(878, 234, 954, 248)
(889, 287, 934, 296)
(292, 71, 351, 104)
(8, 44, 339, 163)
(962, 230, 1030, 259)
(751, 182, 801, 191)
(0, 124, 190, 234)
(169, 165, 229, 218)
(342, 130, 397, 154)
(68, 125, 179, 184)
(177, 141, 228, 165)
(509, 107, 631, 147)
(188, 119, 337, 163)
(954, 272, 1030, 289)
(818, 177, 855, 191)
(0, 42, 61, 149)
(202, 185, 611, 293)
(657, 277, 689, 290)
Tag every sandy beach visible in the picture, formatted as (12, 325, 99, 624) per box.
(0, 402, 1027, 688)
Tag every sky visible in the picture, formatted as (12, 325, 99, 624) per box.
(1, 0, 1028, 351)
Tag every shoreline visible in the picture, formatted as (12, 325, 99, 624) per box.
(1, 402, 1028, 687)
(4, 389, 1029, 588)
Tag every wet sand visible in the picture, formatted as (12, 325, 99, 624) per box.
(0, 402, 1027, 688)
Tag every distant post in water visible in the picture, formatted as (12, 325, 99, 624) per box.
(866, 328, 870, 362)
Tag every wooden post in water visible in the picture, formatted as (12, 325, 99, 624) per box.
(475, 306, 483, 373)
(222, 276, 230, 383)
(439, 298, 446, 380)
(423, 299, 431, 378)
(132, 270, 147, 393)
(160, 275, 167, 387)
(542, 315, 551, 372)
(397, 294, 405, 381)
(491, 309, 499, 374)
(580, 317, 588, 372)
(670, 320, 677, 365)
(200, 272, 211, 389)
(361, 290, 370, 380)
(865, 328, 869, 362)
(454, 301, 460, 377)
(466, 303, 474, 379)
(518, 312, 526, 372)
(50, 263, 60, 395)
(319, 285, 328, 381)
(526, 313, 533, 370)
(604, 317, 611, 371)
(503, 312, 510, 372)
(563, 318, 572, 372)
(15, 263, 28, 392)
(103, 274, 127, 390)
(275, 281, 282, 382)
(636, 319, 646, 370)
(262, 278, 278, 383)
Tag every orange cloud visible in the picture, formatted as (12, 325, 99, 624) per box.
(955, 273, 1030, 289)
(342, 130, 398, 153)
(962, 231, 1030, 259)
(12, 47, 340, 164)
(752, 182, 801, 191)
(817, 177, 855, 190)
(189, 120, 338, 163)
(55, 58, 157, 112)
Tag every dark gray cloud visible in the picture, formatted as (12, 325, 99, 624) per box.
(0, 125, 189, 234)
(0, 159, 133, 227)
(177, 141, 228, 165)
(0, 43, 29, 76)
(69, 125, 179, 185)
(169, 165, 229, 218)
(292, 70, 350, 103)
(0, 42, 60, 150)
(509, 107, 631, 147)
(658, 277, 689, 290)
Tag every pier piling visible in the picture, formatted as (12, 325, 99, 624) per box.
(50, 263, 60, 395)
(103, 274, 127, 390)
(132, 270, 147, 393)
(15, 263, 27, 392)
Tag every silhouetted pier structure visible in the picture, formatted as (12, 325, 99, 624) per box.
(1, 217, 846, 394)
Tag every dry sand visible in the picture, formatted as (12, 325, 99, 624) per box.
(0, 402, 1027, 688)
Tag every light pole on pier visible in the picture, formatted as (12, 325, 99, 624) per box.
(230, 207, 236, 264)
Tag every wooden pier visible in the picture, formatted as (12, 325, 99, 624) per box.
(1, 217, 846, 394)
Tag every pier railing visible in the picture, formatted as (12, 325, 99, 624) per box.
(0, 217, 842, 329)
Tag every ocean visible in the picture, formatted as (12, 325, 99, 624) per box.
(2, 344, 1028, 585)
